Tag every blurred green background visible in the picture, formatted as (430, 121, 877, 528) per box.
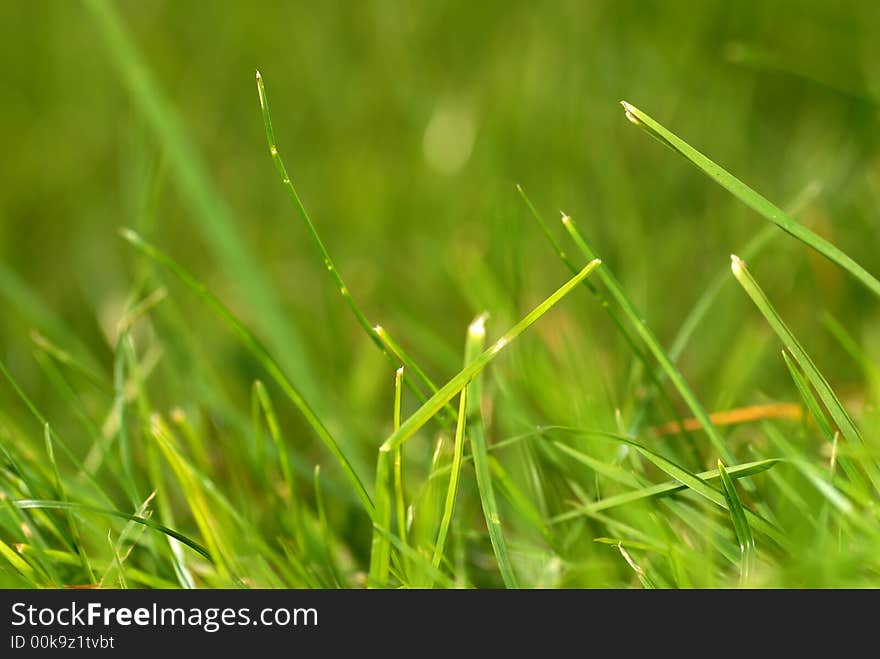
(2, 1, 880, 506)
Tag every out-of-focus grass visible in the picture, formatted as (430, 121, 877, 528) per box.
(1, 0, 880, 588)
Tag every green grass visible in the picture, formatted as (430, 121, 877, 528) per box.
(2, 1, 880, 589)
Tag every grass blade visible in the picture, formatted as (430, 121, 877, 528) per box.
(554, 432, 784, 546)
(553, 457, 778, 521)
(780, 351, 867, 492)
(731, 254, 880, 491)
(431, 389, 468, 571)
(667, 182, 821, 366)
(368, 448, 393, 586)
(380, 258, 601, 453)
(256, 72, 454, 426)
(621, 101, 880, 297)
(626, 441, 784, 548)
(148, 414, 236, 579)
(465, 315, 519, 588)
(392, 367, 407, 545)
(12, 500, 210, 561)
(717, 460, 756, 583)
(121, 228, 372, 515)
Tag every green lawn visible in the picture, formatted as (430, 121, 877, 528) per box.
(1, 0, 879, 588)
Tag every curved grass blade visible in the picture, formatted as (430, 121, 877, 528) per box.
(12, 500, 210, 561)
(717, 460, 756, 583)
(667, 182, 821, 365)
(121, 228, 372, 515)
(256, 72, 454, 426)
(731, 254, 880, 492)
(627, 182, 822, 435)
(464, 315, 518, 588)
(255, 71, 377, 345)
(621, 101, 880, 297)
(380, 258, 601, 453)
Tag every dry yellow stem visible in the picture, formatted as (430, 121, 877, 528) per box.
(652, 402, 803, 437)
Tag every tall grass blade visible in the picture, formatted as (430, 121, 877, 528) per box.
(256, 72, 449, 421)
(621, 101, 880, 297)
(465, 314, 519, 588)
(731, 254, 880, 491)
(368, 449, 393, 587)
(392, 367, 407, 545)
(431, 389, 468, 572)
(781, 351, 867, 491)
